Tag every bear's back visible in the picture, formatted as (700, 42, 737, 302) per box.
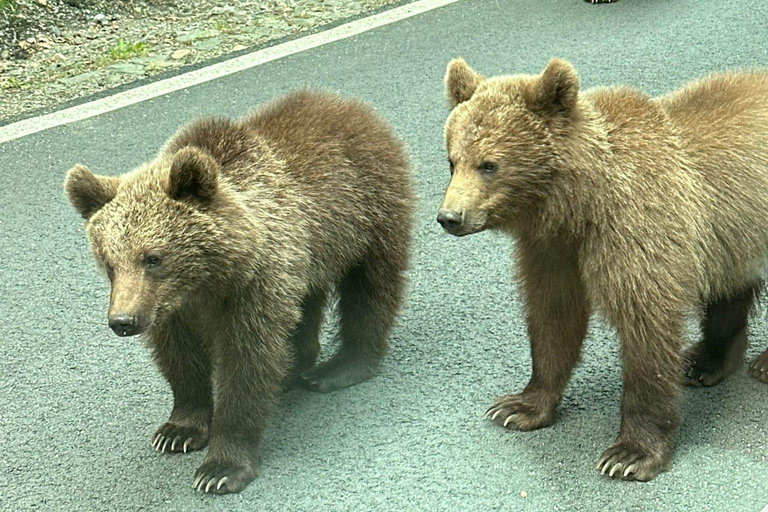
(656, 70, 768, 160)
(584, 86, 686, 168)
(162, 116, 270, 190)
(240, 90, 410, 192)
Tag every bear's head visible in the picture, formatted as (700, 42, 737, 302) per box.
(437, 57, 580, 236)
(64, 146, 225, 337)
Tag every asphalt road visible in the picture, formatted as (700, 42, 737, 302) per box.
(2, 0, 767, 511)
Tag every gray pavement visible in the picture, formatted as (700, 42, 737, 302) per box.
(2, 0, 767, 510)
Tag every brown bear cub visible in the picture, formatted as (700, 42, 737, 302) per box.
(64, 90, 414, 494)
(438, 58, 768, 481)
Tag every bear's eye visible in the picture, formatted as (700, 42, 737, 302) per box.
(478, 161, 497, 173)
(143, 254, 162, 268)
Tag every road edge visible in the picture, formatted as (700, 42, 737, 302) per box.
(0, 0, 460, 144)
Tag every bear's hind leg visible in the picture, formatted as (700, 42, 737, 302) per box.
(302, 247, 406, 393)
(150, 316, 213, 454)
(684, 283, 759, 387)
(748, 349, 768, 382)
(285, 288, 327, 388)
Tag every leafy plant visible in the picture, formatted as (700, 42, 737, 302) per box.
(108, 38, 148, 60)
(4, 76, 25, 89)
(212, 19, 230, 32)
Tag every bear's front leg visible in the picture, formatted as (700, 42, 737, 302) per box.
(192, 312, 293, 494)
(597, 300, 683, 481)
(149, 316, 213, 454)
(486, 240, 589, 431)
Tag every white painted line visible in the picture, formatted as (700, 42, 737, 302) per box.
(0, 0, 461, 144)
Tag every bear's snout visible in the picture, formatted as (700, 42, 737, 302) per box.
(108, 314, 143, 337)
(437, 209, 463, 233)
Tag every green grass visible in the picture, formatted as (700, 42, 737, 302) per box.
(3, 76, 25, 89)
(108, 38, 148, 60)
(91, 38, 150, 68)
(0, 0, 17, 17)
(211, 20, 230, 32)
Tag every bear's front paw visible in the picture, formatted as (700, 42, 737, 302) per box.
(597, 441, 668, 481)
(152, 422, 209, 454)
(748, 350, 768, 383)
(192, 458, 256, 494)
(484, 391, 556, 431)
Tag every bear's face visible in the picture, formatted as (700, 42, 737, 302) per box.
(437, 58, 579, 236)
(65, 147, 223, 337)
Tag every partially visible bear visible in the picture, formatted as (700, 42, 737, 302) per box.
(750, 348, 768, 382)
(437, 58, 768, 481)
(64, 91, 414, 494)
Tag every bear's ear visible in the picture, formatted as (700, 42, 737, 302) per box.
(167, 146, 219, 203)
(64, 164, 120, 220)
(531, 58, 579, 116)
(445, 58, 484, 108)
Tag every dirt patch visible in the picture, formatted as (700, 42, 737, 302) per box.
(0, 0, 403, 122)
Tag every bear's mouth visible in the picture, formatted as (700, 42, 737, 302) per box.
(108, 314, 148, 337)
(438, 210, 489, 237)
(114, 326, 143, 337)
(440, 221, 487, 237)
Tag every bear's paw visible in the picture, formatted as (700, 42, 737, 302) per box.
(484, 391, 557, 431)
(152, 422, 209, 454)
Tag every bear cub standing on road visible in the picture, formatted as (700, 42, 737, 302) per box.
(437, 58, 768, 481)
(64, 90, 414, 494)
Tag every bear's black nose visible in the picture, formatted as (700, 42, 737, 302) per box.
(437, 210, 462, 230)
(108, 314, 139, 337)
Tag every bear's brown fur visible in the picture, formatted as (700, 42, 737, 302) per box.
(438, 58, 768, 481)
(64, 90, 414, 493)
(749, 348, 768, 382)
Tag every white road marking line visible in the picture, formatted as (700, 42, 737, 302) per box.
(0, 0, 461, 144)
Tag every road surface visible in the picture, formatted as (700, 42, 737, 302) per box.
(2, 0, 767, 510)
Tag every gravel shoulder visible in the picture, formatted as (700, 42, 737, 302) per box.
(0, 0, 405, 123)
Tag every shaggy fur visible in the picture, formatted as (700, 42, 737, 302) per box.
(64, 90, 414, 494)
(438, 57, 768, 481)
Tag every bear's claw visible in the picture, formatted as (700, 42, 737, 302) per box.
(484, 392, 557, 431)
(192, 459, 254, 494)
(152, 422, 208, 454)
(503, 414, 519, 427)
(682, 337, 746, 387)
(596, 441, 666, 481)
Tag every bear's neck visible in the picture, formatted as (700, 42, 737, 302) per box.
(529, 102, 614, 243)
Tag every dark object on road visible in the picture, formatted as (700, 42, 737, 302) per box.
(438, 56, 768, 481)
(63, 90, 414, 494)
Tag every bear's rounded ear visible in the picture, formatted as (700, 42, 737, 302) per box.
(533, 58, 579, 116)
(64, 164, 120, 220)
(445, 58, 484, 108)
(167, 146, 219, 203)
